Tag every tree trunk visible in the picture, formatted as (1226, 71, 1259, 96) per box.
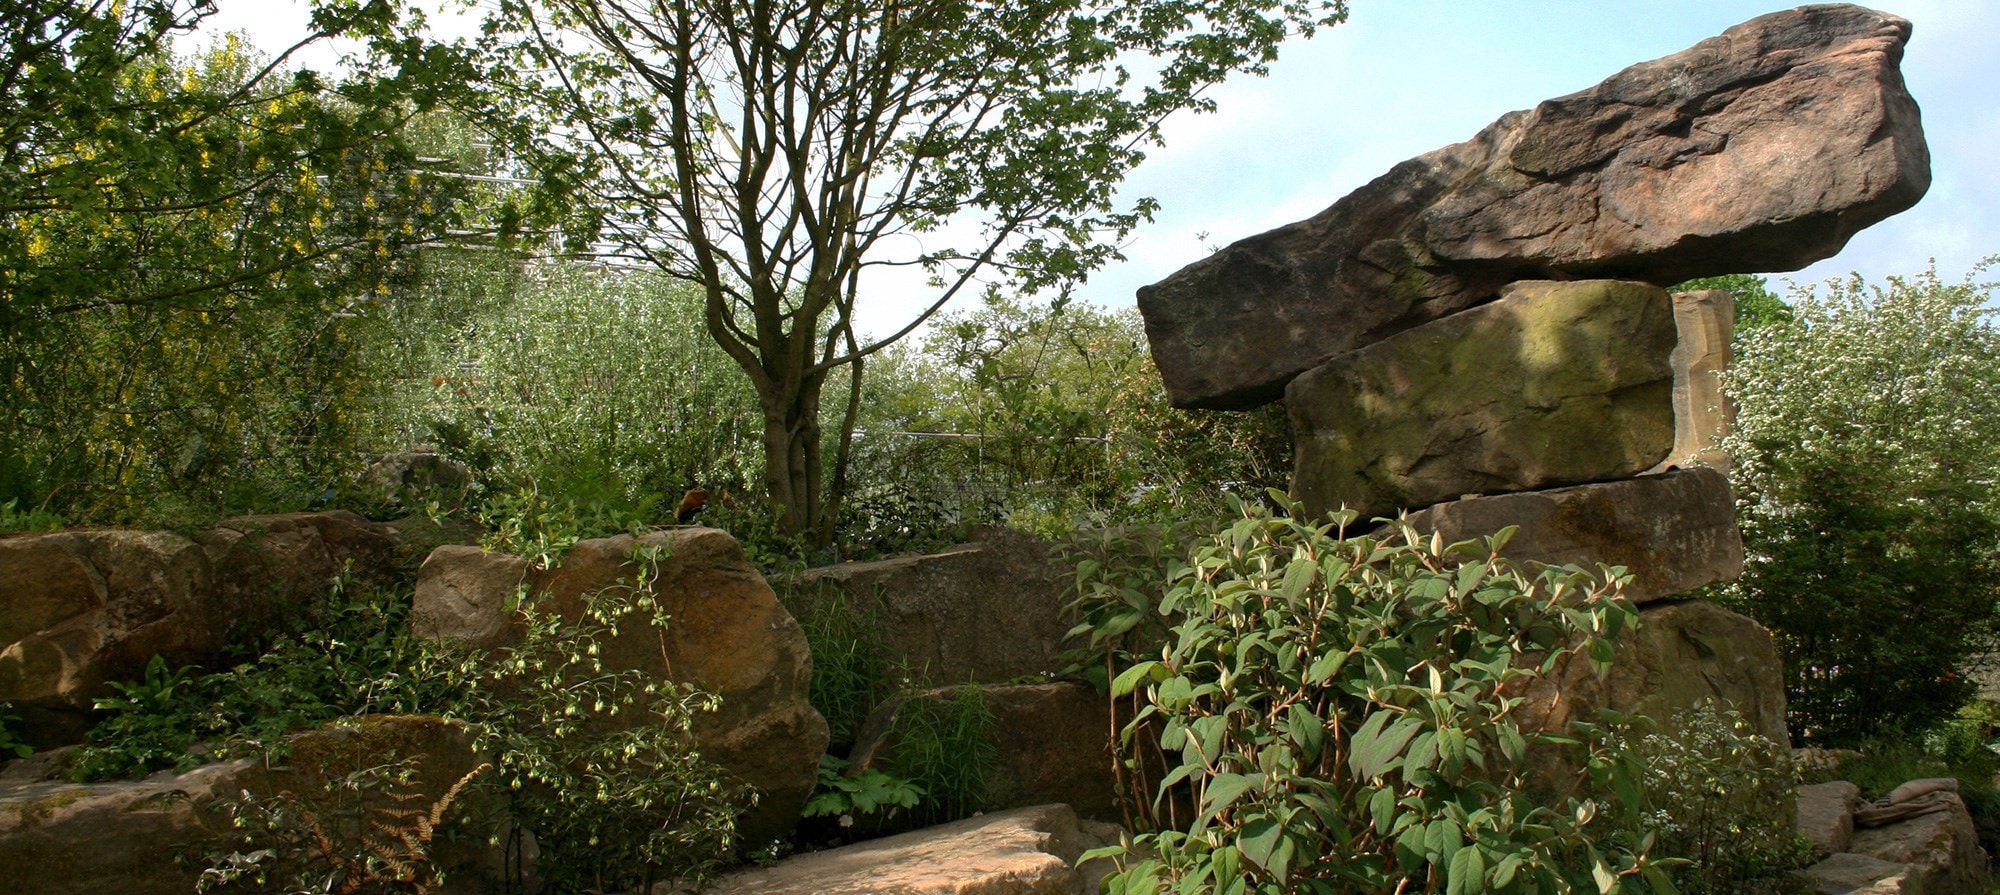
(757, 369, 828, 542)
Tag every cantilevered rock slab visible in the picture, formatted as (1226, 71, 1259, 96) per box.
(1289, 280, 1675, 521)
(1139, 4, 1928, 409)
(1401, 467, 1742, 604)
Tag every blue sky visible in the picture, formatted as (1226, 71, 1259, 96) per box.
(210, 2, 1998, 332)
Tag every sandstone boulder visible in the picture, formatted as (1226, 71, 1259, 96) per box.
(1655, 289, 1735, 472)
(1521, 599, 1787, 748)
(847, 682, 1123, 830)
(702, 803, 1122, 895)
(411, 528, 826, 844)
(787, 529, 1071, 685)
(0, 715, 493, 895)
(1800, 780, 1863, 856)
(1401, 467, 1743, 604)
(1289, 279, 1676, 520)
(1803, 852, 1919, 895)
(1139, 5, 1927, 409)
(1851, 790, 1990, 895)
(0, 512, 399, 748)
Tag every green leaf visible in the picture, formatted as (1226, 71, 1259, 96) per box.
(1350, 712, 1421, 781)
(1111, 660, 1163, 697)
(1201, 772, 1256, 817)
(1447, 845, 1485, 895)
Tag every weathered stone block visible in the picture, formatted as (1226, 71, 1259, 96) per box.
(0, 716, 493, 895)
(0, 512, 399, 748)
(1289, 279, 1675, 520)
(1401, 467, 1742, 604)
(1139, 5, 1927, 409)
(1800, 780, 1862, 856)
(704, 804, 1122, 895)
(1655, 289, 1735, 472)
(1852, 791, 1990, 895)
(1521, 599, 1788, 748)
(786, 529, 1071, 685)
(411, 528, 827, 844)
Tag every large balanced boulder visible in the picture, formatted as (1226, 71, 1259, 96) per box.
(0, 512, 399, 747)
(411, 528, 826, 844)
(786, 529, 1071, 685)
(1138, 4, 1928, 409)
(704, 803, 1122, 895)
(1401, 467, 1742, 604)
(1289, 279, 1676, 520)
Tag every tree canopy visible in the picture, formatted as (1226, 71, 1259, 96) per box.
(471, 0, 1348, 541)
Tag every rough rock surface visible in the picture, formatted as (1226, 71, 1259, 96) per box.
(412, 528, 826, 843)
(0, 716, 492, 895)
(1851, 791, 1990, 895)
(1401, 467, 1743, 604)
(359, 450, 472, 510)
(0, 512, 399, 747)
(1138, 5, 1928, 409)
(848, 682, 1122, 829)
(1655, 289, 1735, 472)
(1520, 599, 1788, 747)
(703, 804, 1123, 895)
(786, 529, 1071, 684)
(1289, 280, 1675, 520)
(1803, 852, 1918, 895)
(1800, 780, 1863, 856)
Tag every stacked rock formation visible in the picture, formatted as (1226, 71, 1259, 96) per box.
(1137, 4, 1930, 743)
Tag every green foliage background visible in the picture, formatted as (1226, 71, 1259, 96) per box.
(1714, 264, 2000, 743)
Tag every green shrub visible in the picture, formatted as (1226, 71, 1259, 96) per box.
(1094, 497, 1670, 894)
(1617, 700, 1814, 895)
(458, 547, 747, 892)
(1719, 263, 2000, 744)
(0, 703, 32, 760)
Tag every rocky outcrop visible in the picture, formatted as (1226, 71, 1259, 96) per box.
(359, 450, 472, 511)
(1802, 782, 1991, 895)
(411, 528, 826, 844)
(848, 682, 1122, 829)
(1288, 279, 1676, 520)
(786, 529, 1072, 684)
(0, 716, 493, 895)
(1401, 467, 1742, 604)
(1801, 781, 1863, 856)
(1519, 599, 1787, 747)
(0, 511, 399, 747)
(1139, 5, 1928, 409)
(703, 803, 1123, 895)
(1850, 788, 1991, 895)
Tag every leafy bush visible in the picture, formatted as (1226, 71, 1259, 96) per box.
(199, 749, 490, 895)
(1095, 497, 1669, 894)
(1718, 263, 2000, 744)
(1616, 700, 1814, 895)
(0, 703, 31, 760)
(370, 261, 764, 533)
(458, 548, 747, 892)
(802, 754, 925, 829)
(69, 580, 456, 782)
